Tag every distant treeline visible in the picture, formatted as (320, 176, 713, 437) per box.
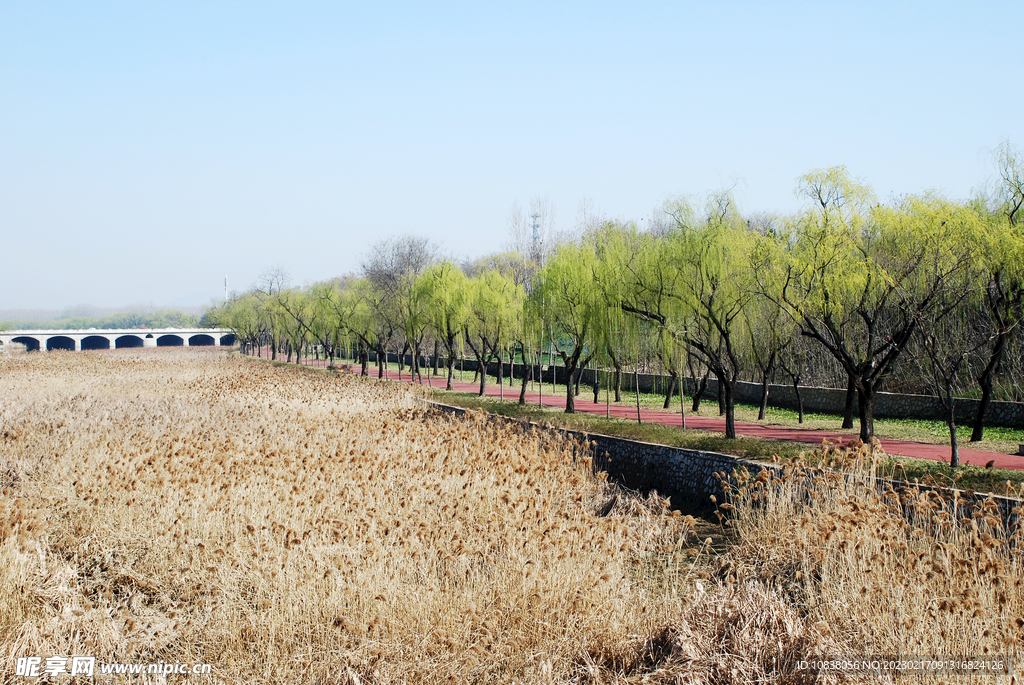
(0, 309, 201, 331)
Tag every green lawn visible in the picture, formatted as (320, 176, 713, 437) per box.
(369, 360, 1023, 454)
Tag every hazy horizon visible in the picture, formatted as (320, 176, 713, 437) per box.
(0, 303, 209, 324)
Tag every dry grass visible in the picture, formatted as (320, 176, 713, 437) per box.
(709, 440, 1024, 683)
(0, 350, 697, 683)
(1, 350, 1020, 683)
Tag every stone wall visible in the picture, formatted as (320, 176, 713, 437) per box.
(424, 400, 1020, 522)
(583, 432, 771, 513)
(372, 353, 1024, 428)
(424, 400, 775, 513)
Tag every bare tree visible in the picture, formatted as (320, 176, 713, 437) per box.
(361, 236, 438, 378)
(255, 266, 290, 296)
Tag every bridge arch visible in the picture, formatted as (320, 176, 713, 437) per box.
(219, 333, 236, 346)
(11, 336, 41, 352)
(157, 334, 183, 347)
(188, 334, 215, 346)
(81, 335, 111, 350)
(115, 335, 145, 348)
(47, 336, 76, 352)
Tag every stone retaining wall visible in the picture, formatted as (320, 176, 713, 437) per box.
(425, 400, 775, 513)
(424, 400, 1019, 521)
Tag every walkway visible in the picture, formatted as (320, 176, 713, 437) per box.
(274, 354, 1022, 470)
(262, 352, 1015, 471)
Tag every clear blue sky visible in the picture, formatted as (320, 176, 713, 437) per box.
(3, 1, 1021, 310)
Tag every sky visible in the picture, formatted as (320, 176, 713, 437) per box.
(2, 1, 1022, 311)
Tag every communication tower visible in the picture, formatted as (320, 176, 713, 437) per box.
(530, 212, 542, 264)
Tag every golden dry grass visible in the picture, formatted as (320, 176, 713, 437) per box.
(2, 349, 1021, 684)
(0, 350, 698, 683)
(707, 441, 1024, 684)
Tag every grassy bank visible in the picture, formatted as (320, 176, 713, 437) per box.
(362, 361, 1024, 454)
(270, 358, 1024, 496)
(425, 384, 1024, 497)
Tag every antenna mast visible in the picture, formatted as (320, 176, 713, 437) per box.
(530, 212, 542, 263)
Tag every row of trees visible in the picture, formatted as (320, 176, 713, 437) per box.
(210, 240, 526, 394)
(207, 144, 1024, 466)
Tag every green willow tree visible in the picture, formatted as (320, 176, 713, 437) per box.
(971, 141, 1024, 441)
(589, 221, 640, 404)
(464, 269, 523, 396)
(760, 169, 983, 442)
(275, 287, 314, 364)
(328, 279, 378, 376)
(907, 199, 989, 465)
(417, 261, 469, 390)
(207, 292, 264, 355)
(618, 194, 755, 438)
(532, 242, 603, 413)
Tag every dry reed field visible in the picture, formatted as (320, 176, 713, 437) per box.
(1, 349, 1022, 683)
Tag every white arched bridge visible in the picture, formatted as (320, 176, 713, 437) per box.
(0, 328, 235, 352)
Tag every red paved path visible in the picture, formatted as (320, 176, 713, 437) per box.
(263, 352, 1023, 470)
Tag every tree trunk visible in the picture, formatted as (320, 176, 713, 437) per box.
(758, 350, 775, 421)
(635, 370, 642, 424)
(432, 340, 440, 376)
(946, 380, 959, 468)
(360, 346, 368, 376)
(717, 372, 726, 416)
(496, 350, 504, 389)
(856, 380, 875, 443)
(519, 357, 532, 405)
(678, 375, 686, 429)
(692, 370, 709, 413)
(565, 364, 578, 413)
(446, 348, 455, 390)
(663, 370, 677, 409)
(478, 355, 487, 396)
(842, 375, 856, 429)
(538, 357, 543, 406)
(972, 333, 1005, 442)
(758, 377, 769, 421)
(792, 376, 804, 423)
(723, 379, 736, 439)
(614, 366, 623, 402)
